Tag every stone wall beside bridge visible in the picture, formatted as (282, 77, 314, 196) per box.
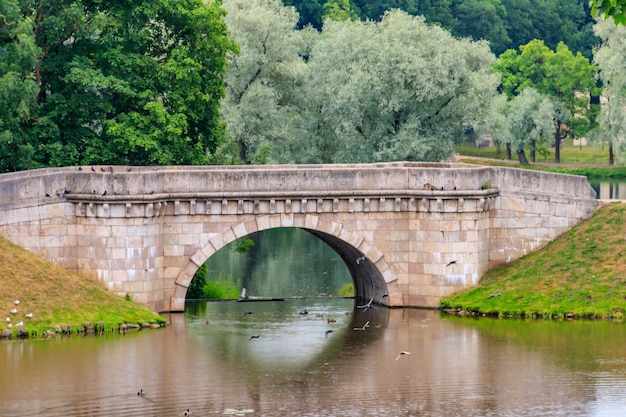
(0, 162, 597, 312)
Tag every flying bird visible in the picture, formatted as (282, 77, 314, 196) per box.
(395, 351, 411, 361)
(354, 321, 370, 331)
(249, 335, 260, 341)
(446, 260, 457, 267)
(243, 311, 253, 317)
(325, 330, 334, 339)
(357, 297, 374, 311)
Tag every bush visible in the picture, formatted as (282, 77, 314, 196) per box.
(338, 283, 355, 297)
(187, 264, 207, 299)
(202, 273, 241, 299)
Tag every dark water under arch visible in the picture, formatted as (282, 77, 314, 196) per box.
(200, 227, 356, 299)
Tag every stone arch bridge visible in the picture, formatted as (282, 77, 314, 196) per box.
(0, 162, 597, 312)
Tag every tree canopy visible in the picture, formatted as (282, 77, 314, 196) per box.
(591, 0, 626, 24)
(281, 0, 596, 58)
(592, 18, 626, 163)
(0, 0, 236, 172)
(495, 40, 598, 162)
(221, 1, 499, 164)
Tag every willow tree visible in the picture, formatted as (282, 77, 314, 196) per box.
(284, 10, 500, 163)
(0, 0, 236, 172)
(220, 0, 313, 164)
(506, 88, 555, 165)
(496, 40, 598, 163)
(593, 18, 626, 164)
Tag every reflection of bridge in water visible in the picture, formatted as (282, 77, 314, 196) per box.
(0, 162, 597, 312)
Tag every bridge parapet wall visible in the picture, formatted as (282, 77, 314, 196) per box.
(0, 163, 597, 311)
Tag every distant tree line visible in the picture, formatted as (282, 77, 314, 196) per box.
(284, 0, 597, 58)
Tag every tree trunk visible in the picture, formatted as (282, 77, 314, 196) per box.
(517, 149, 529, 166)
(609, 141, 614, 166)
(554, 122, 562, 163)
(506, 142, 512, 160)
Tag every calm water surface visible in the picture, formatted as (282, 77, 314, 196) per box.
(2, 299, 626, 416)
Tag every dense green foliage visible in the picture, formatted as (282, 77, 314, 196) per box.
(591, 0, 626, 24)
(188, 263, 208, 299)
(283, 0, 596, 58)
(592, 19, 626, 164)
(222, 1, 498, 164)
(494, 40, 598, 163)
(202, 273, 241, 299)
(0, 0, 236, 172)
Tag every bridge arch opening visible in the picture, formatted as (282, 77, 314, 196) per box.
(173, 215, 399, 311)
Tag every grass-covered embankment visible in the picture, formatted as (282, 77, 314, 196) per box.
(441, 203, 626, 319)
(0, 236, 165, 338)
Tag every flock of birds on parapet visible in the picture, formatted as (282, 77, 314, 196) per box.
(44, 166, 158, 198)
(4, 300, 33, 330)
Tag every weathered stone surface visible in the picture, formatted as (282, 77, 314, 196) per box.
(0, 163, 597, 312)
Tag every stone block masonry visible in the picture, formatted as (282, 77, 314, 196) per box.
(0, 162, 597, 312)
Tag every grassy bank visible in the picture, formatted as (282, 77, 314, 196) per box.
(441, 203, 626, 319)
(0, 236, 165, 338)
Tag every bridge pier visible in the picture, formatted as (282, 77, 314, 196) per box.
(0, 163, 597, 312)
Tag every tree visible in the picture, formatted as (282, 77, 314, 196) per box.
(591, 0, 626, 24)
(220, 0, 312, 164)
(450, 0, 510, 56)
(0, 0, 236, 172)
(0, 2, 41, 172)
(323, 0, 359, 22)
(281, 10, 499, 163)
(506, 88, 554, 164)
(592, 18, 626, 164)
(495, 40, 598, 163)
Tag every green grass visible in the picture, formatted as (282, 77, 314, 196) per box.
(441, 203, 626, 319)
(454, 140, 626, 179)
(0, 236, 165, 338)
(338, 283, 355, 297)
(202, 273, 242, 299)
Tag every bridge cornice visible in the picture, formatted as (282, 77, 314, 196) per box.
(65, 189, 500, 218)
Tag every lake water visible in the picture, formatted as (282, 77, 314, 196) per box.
(589, 180, 626, 200)
(2, 299, 626, 417)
